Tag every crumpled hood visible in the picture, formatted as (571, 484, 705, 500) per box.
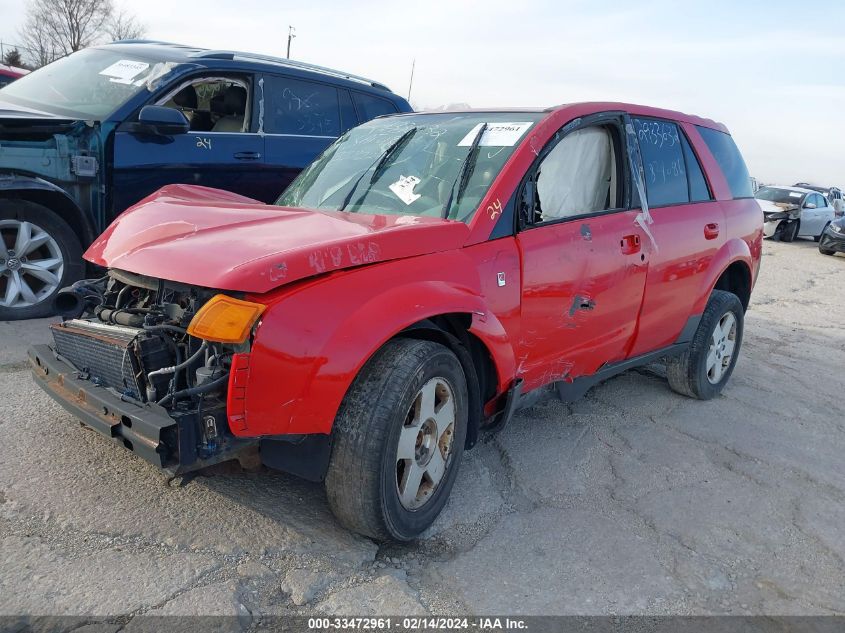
(85, 184, 471, 293)
(757, 199, 799, 215)
(0, 96, 76, 121)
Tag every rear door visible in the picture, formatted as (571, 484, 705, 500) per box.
(261, 74, 357, 198)
(516, 114, 649, 390)
(626, 117, 726, 357)
(111, 73, 266, 213)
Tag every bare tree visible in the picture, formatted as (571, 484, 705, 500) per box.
(106, 9, 146, 42)
(19, 0, 126, 66)
(19, 11, 60, 67)
(2, 49, 24, 68)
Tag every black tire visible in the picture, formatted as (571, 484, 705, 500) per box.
(781, 220, 799, 243)
(0, 200, 84, 320)
(325, 338, 468, 541)
(819, 243, 835, 256)
(666, 290, 744, 400)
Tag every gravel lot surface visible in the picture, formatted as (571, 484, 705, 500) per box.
(1, 239, 843, 623)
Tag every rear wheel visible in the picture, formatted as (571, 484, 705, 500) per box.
(667, 290, 744, 400)
(325, 338, 468, 541)
(0, 200, 84, 320)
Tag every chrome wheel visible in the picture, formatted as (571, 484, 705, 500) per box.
(0, 219, 64, 309)
(396, 377, 456, 510)
(706, 311, 737, 384)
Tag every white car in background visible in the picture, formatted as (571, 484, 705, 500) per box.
(756, 186, 837, 242)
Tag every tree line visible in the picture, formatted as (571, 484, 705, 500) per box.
(4, 0, 146, 69)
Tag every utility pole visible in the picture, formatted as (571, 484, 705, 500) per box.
(287, 26, 296, 59)
(407, 58, 415, 102)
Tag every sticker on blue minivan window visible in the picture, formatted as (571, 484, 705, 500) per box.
(99, 60, 150, 84)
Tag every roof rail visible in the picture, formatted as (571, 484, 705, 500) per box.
(190, 49, 392, 92)
(111, 39, 184, 45)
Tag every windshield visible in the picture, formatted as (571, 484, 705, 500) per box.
(755, 187, 804, 205)
(277, 112, 544, 222)
(0, 48, 179, 118)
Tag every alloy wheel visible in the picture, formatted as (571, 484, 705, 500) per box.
(706, 311, 737, 384)
(395, 377, 456, 510)
(0, 220, 64, 309)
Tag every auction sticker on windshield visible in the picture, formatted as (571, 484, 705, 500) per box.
(99, 60, 150, 84)
(458, 122, 532, 147)
(389, 175, 422, 205)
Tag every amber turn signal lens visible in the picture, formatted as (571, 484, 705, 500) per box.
(187, 295, 266, 344)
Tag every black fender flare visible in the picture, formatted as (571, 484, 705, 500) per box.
(0, 173, 96, 246)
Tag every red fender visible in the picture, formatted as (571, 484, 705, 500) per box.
(239, 250, 515, 437)
(692, 236, 753, 315)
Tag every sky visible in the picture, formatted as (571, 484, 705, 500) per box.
(1, 0, 844, 186)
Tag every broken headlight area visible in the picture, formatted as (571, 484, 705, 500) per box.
(46, 269, 255, 468)
(763, 212, 792, 222)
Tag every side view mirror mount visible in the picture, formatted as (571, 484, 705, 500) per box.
(137, 105, 189, 136)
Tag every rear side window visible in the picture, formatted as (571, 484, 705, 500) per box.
(632, 117, 689, 206)
(263, 75, 341, 137)
(695, 126, 753, 199)
(352, 92, 398, 122)
(680, 133, 711, 202)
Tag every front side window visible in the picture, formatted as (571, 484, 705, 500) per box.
(633, 117, 689, 207)
(533, 126, 618, 223)
(277, 112, 543, 223)
(263, 76, 341, 137)
(158, 77, 250, 133)
(1, 48, 179, 118)
(696, 125, 753, 199)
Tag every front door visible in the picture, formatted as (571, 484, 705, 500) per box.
(515, 117, 648, 391)
(111, 74, 268, 214)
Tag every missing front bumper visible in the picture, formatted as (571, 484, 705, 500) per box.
(28, 344, 255, 475)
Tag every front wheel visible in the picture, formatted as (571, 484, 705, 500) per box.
(325, 338, 468, 541)
(0, 200, 84, 320)
(666, 290, 744, 400)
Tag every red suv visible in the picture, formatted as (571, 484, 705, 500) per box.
(29, 103, 762, 540)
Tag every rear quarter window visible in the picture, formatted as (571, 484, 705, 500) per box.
(695, 126, 753, 199)
(352, 92, 398, 122)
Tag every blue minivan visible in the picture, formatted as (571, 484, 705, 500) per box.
(0, 41, 411, 319)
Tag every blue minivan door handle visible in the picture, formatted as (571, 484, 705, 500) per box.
(234, 151, 261, 160)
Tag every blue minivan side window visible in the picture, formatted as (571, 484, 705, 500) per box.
(263, 75, 341, 137)
(695, 126, 753, 199)
(632, 117, 689, 206)
(352, 92, 398, 122)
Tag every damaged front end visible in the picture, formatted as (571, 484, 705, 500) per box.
(762, 202, 800, 239)
(29, 270, 259, 474)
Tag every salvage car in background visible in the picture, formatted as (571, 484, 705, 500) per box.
(0, 64, 29, 88)
(756, 185, 836, 242)
(29, 103, 761, 540)
(818, 216, 845, 256)
(0, 41, 411, 319)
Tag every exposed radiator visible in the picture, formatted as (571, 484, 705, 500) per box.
(50, 320, 170, 399)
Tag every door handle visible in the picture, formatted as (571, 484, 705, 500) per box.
(620, 234, 641, 254)
(704, 223, 720, 240)
(234, 151, 261, 160)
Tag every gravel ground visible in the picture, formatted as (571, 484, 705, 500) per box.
(1, 238, 843, 623)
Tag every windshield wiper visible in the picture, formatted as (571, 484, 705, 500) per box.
(338, 127, 417, 212)
(442, 122, 487, 219)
